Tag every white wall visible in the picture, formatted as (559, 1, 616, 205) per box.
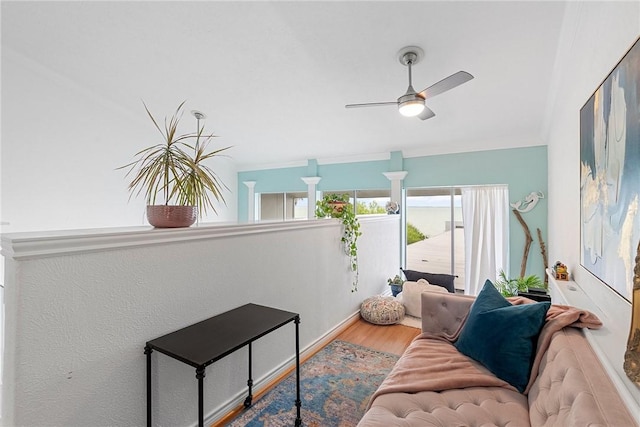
(546, 0, 640, 412)
(1, 216, 400, 426)
(1, 51, 238, 406)
(1, 48, 238, 234)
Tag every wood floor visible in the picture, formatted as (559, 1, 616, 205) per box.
(338, 318, 421, 355)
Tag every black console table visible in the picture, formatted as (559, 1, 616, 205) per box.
(145, 303, 301, 427)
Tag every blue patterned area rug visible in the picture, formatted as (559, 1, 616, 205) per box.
(225, 340, 399, 427)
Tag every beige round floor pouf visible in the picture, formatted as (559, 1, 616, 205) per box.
(360, 296, 405, 325)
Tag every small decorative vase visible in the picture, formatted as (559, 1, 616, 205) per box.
(390, 284, 402, 297)
(146, 205, 197, 228)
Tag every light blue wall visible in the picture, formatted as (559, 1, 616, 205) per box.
(316, 160, 390, 190)
(404, 147, 548, 281)
(238, 145, 548, 280)
(240, 166, 310, 193)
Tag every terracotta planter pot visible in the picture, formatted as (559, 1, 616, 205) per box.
(328, 201, 347, 216)
(146, 205, 197, 228)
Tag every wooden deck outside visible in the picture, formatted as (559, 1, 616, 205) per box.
(406, 227, 466, 291)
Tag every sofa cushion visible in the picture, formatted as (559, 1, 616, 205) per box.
(454, 280, 550, 392)
(401, 269, 456, 293)
(400, 279, 448, 318)
(358, 387, 530, 427)
(420, 291, 475, 337)
(528, 327, 637, 426)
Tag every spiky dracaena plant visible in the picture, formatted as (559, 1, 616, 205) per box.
(119, 101, 231, 216)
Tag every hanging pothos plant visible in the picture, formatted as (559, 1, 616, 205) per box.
(316, 193, 362, 292)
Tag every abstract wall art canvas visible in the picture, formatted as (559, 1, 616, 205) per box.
(580, 37, 640, 302)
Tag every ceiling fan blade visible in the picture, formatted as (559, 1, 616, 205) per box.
(418, 71, 474, 99)
(345, 101, 397, 109)
(417, 106, 435, 120)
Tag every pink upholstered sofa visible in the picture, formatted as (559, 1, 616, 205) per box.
(357, 290, 637, 426)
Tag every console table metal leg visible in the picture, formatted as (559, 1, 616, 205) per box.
(196, 366, 205, 427)
(144, 345, 152, 427)
(294, 315, 302, 427)
(244, 342, 253, 407)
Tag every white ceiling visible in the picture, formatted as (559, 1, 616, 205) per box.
(2, 1, 567, 170)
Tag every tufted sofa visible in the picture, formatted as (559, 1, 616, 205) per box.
(357, 290, 637, 427)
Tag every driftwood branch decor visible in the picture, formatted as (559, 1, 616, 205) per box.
(537, 228, 549, 284)
(510, 191, 544, 278)
(510, 191, 548, 283)
(512, 209, 533, 278)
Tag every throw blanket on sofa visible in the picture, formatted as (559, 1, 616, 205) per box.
(366, 301, 602, 408)
(515, 300, 602, 393)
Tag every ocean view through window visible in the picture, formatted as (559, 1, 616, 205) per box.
(406, 188, 465, 291)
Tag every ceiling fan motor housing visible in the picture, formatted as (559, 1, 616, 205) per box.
(398, 91, 425, 116)
(398, 91, 424, 104)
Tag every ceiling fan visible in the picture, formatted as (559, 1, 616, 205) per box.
(345, 46, 474, 120)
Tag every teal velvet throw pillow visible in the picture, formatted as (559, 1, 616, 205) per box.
(454, 280, 550, 392)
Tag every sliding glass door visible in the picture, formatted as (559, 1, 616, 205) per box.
(405, 187, 464, 291)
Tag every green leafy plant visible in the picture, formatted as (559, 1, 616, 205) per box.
(387, 274, 404, 286)
(494, 269, 544, 297)
(407, 222, 426, 245)
(119, 101, 231, 216)
(356, 200, 386, 215)
(316, 193, 362, 292)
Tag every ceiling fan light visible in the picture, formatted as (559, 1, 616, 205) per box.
(398, 99, 425, 117)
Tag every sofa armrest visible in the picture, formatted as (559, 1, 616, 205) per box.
(421, 291, 475, 337)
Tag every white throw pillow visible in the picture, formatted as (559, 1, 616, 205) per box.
(401, 279, 448, 317)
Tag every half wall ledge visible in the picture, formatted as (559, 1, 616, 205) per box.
(0, 216, 397, 261)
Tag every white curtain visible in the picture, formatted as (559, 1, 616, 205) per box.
(461, 185, 509, 295)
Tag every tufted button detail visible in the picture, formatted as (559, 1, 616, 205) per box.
(361, 386, 530, 427)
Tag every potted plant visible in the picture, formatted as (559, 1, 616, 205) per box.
(494, 270, 544, 297)
(387, 274, 404, 297)
(119, 101, 231, 227)
(316, 193, 362, 292)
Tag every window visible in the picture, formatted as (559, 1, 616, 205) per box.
(319, 190, 390, 216)
(354, 189, 390, 215)
(260, 189, 390, 221)
(405, 187, 464, 291)
(287, 192, 308, 220)
(260, 192, 308, 221)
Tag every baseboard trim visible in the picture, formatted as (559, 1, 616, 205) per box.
(204, 310, 362, 427)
